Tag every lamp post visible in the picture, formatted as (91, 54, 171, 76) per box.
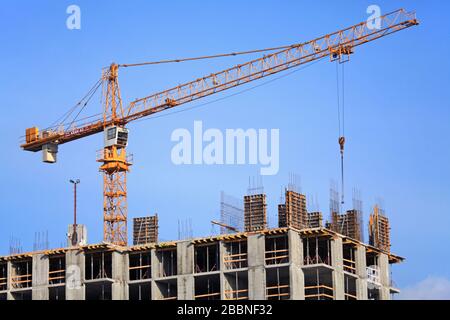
(69, 179, 80, 246)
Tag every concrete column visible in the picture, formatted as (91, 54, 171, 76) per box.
(288, 230, 304, 299)
(219, 241, 226, 299)
(378, 253, 391, 300)
(355, 245, 368, 300)
(65, 249, 85, 300)
(150, 249, 160, 299)
(32, 254, 49, 300)
(331, 237, 345, 300)
(177, 241, 194, 300)
(247, 234, 266, 300)
(111, 251, 128, 300)
(6, 261, 13, 300)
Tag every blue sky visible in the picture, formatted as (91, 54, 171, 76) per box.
(0, 1, 449, 294)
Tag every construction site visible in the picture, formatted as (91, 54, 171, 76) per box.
(0, 8, 419, 300)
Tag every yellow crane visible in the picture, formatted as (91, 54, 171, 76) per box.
(21, 9, 418, 246)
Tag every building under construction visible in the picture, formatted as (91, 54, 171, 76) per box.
(0, 189, 400, 301)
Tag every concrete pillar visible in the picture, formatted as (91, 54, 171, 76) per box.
(355, 245, 368, 300)
(177, 241, 194, 300)
(247, 234, 266, 300)
(288, 230, 304, 299)
(65, 249, 85, 300)
(111, 251, 128, 300)
(219, 241, 226, 299)
(331, 237, 345, 300)
(32, 254, 49, 300)
(378, 253, 390, 300)
(150, 249, 160, 299)
(6, 261, 13, 300)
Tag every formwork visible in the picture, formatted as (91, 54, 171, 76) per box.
(244, 194, 267, 232)
(330, 210, 363, 241)
(133, 215, 158, 245)
(369, 205, 390, 252)
(278, 190, 307, 229)
(307, 212, 323, 228)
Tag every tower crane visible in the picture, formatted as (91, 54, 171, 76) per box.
(21, 9, 418, 246)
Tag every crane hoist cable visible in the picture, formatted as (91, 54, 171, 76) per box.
(336, 61, 346, 206)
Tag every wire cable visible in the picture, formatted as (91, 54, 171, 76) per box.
(118, 44, 298, 68)
(133, 57, 326, 125)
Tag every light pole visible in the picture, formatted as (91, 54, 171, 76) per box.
(69, 179, 80, 246)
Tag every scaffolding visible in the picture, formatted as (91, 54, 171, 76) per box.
(244, 194, 267, 232)
(369, 205, 391, 252)
(133, 215, 158, 245)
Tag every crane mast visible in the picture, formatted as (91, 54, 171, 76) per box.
(21, 9, 418, 246)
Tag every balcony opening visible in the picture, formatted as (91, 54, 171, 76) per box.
(265, 235, 289, 265)
(266, 266, 290, 300)
(303, 236, 331, 265)
(156, 248, 177, 278)
(155, 279, 177, 300)
(0, 262, 7, 291)
(194, 274, 221, 300)
(49, 286, 65, 300)
(224, 271, 248, 300)
(129, 251, 151, 281)
(85, 251, 112, 280)
(223, 240, 248, 270)
(344, 274, 357, 300)
(49, 255, 65, 285)
(304, 267, 334, 300)
(129, 282, 151, 300)
(11, 259, 32, 289)
(86, 281, 112, 300)
(343, 244, 356, 274)
(195, 243, 219, 273)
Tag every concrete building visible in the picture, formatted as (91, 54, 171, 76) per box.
(0, 227, 402, 300)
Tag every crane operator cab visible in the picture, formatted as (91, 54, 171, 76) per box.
(104, 125, 129, 148)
